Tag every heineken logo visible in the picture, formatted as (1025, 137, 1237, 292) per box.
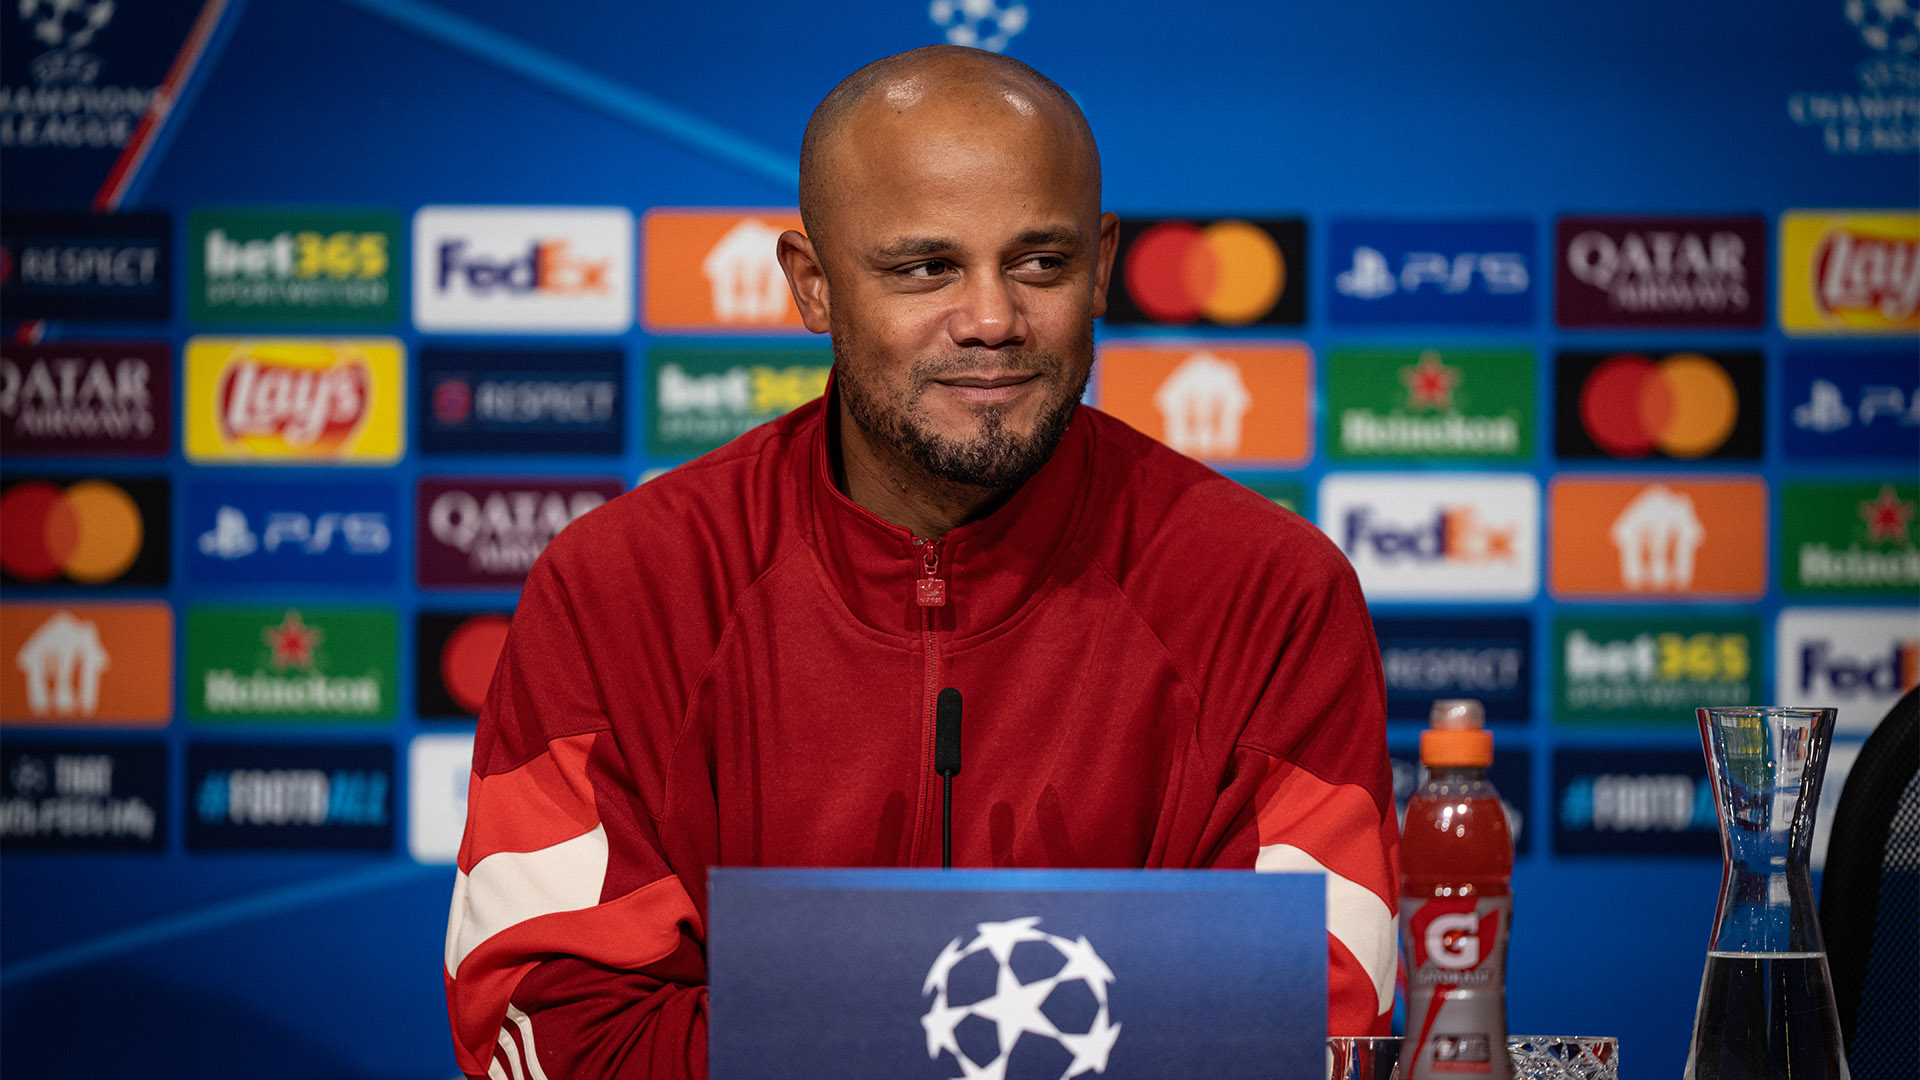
(1784, 482, 1920, 594)
(188, 607, 395, 722)
(1326, 347, 1532, 460)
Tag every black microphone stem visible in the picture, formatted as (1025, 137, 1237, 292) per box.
(942, 777, 953, 870)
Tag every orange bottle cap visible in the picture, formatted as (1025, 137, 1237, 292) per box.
(1422, 698, 1493, 767)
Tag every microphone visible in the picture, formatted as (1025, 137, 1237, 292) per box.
(935, 687, 961, 869)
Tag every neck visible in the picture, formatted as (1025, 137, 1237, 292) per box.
(832, 396, 1014, 538)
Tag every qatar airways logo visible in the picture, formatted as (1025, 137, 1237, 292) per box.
(1555, 216, 1765, 328)
(412, 207, 633, 333)
(415, 477, 625, 587)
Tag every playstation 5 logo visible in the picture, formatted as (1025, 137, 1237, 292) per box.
(1327, 221, 1536, 325)
(1334, 246, 1529, 300)
(198, 507, 390, 559)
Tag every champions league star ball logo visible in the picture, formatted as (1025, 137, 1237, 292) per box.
(1848, 0, 1920, 55)
(920, 916, 1120, 1079)
(19, 0, 114, 51)
(928, 0, 1029, 53)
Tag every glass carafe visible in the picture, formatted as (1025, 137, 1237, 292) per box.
(1683, 706, 1847, 1080)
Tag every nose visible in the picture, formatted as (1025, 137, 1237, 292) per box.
(946, 271, 1028, 348)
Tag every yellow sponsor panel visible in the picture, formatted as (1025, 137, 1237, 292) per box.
(185, 337, 405, 463)
(1778, 211, 1920, 336)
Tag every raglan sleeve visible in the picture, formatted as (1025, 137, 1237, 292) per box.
(444, 554, 710, 1080)
(1197, 540, 1401, 1036)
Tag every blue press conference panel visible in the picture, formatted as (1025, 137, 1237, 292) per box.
(1, 0, 1916, 1077)
(708, 868, 1325, 1080)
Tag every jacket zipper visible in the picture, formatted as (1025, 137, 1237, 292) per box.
(910, 537, 944, 867)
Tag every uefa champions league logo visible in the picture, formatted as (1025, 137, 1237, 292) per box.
(920, 916, 1120, 1079)
(928, 0, 1029, 53)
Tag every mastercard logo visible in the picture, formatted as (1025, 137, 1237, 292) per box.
(440, 613, 510, 714)
(0, 480, 145, 583)
(1112, 219, 1304, 325)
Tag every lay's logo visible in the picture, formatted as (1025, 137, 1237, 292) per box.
(1780, 211, 1920, 335)
(186, 338, 404, 464)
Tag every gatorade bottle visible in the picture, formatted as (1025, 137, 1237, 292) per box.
(1400, 699, 1513, 1080)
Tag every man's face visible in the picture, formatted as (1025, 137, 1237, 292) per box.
(809, 89, 1117, 490)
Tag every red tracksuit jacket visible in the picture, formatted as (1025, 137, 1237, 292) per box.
(445, 396, 1400, 1078)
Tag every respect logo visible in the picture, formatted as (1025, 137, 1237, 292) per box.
(413, 206, 633, 333)
(1319, 473, 1539, 601)
(1782, 481, 1919, 595)
(1554, 351, 1763, 461)
(184, 337, 403, 464)
(1549, 478, 1767, 599)
(1778, 211, 1920, 335)
(1093, 342, 1310, 464)
(0, 476, 166, 586)
(1105, 218, 1305, 326)
(1553, 615, 1761, 726)
(643, 209, 805, 332)
(189, 209, 399, 325)
(0, 602, 171, 726)
(1325, 346, 1532, 461)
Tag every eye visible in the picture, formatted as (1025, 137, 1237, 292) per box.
(903, 259, 955, 278)
(1013, 254, 1068, 278)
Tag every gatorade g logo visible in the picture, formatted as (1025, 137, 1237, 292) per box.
(1108, 218, 1305, 325)
(1409, 898, 1500, 972)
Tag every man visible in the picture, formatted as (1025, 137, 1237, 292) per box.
(445, 45, 1397, 1079)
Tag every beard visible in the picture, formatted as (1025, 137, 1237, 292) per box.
(834, 329, 1091, 492)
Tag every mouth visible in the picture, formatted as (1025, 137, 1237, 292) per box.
(931, 372, 1040, 406)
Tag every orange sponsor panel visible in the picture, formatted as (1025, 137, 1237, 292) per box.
(1093, 342, 1312, 465)
(1549, 477, 1767, 599)
(643, 209, 806, 331)
(1, 603, 172, 726)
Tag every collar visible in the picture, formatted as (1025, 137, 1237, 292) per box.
(800, 379, 1094, 639)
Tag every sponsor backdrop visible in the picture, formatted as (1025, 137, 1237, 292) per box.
(0, 1, 1914, 1077)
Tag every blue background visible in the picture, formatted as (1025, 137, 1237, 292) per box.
(1, 0, 1915, 1077)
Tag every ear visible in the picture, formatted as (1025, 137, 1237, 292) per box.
(1090, 212, 1120, 319)
(777, 229, 833, 334)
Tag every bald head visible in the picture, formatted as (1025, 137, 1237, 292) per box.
(797, 46, 1100, 251)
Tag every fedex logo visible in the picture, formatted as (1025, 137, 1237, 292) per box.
(1319, 474, 1538, 601)
(1342, 506, 1517, 563)
(1327, 220, 1534, 325)
(413, 207, 632, 333)
(435, 238, 607, 295)
(1777, 608, 1920, 733)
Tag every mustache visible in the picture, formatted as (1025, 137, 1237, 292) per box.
(909, 349, 1065, 385)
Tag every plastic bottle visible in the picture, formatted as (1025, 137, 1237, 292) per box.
(1400, 699, 1514, 1080)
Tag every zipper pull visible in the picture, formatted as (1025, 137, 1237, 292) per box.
(915, 538, 947, 607)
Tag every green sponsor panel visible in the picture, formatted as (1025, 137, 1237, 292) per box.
(1237, 478, 1307, 514)
(1553, 614, 1763, 727)
(647, 346, 832, 457)
(189, 208, 401, 325)
(1324, 346, 1533, 461)
(187, 607, 397, 723)
(1781, 481, 1920, 596)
